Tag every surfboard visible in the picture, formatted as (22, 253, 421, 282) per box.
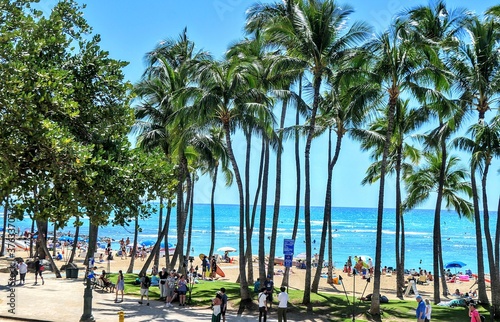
(216, 266, 225, 278)
(199, 253, 206, 261)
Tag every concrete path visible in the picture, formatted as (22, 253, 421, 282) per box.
(0, 272, 326, 321)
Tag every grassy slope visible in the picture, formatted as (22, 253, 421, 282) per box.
(111, 273, 490, 321)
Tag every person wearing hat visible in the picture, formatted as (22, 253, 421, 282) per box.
(264, 274, 274, 309)
(415, 295, 425, 322)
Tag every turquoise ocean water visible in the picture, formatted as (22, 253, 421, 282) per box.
(2, 204, 496, 274)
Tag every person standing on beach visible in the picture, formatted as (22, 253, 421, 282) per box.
(424, 298, 432, 322)
(139, 273, 150, 306)
(220, 287, 228, 322)
(211, 256, 217, 279)
(264, 274, 274, 309)
(277, 286, 288, 322)
(115, 270, 124, 303)
(258, 288, 267, 322)
(415, 295, 425, 322)
(347, 256, 352, 275)
(202, 256, 209, 280)
(34, 256, 44, 285)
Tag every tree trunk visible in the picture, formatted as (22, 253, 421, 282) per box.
(209, 166, 218, 258)
(259, 141, 270, 281)
(154, 197, 163, 269)
(246, 137, 265, 285)
(470, 169, 489, 303)
(0, 198, 8, 256)
(481, 161, 500, 316)
(140, 207, 170, 277)
(302, 73, 322, 305)
(395, 136, 404, 298)
(267, 98, 288, 278)
(126, 215, 139, 274)
(369, 93, 396, 315)
(68, 218, 80, 264)
(186, 174, 195, 261)
(36, 219, 61, 278)
(223, 120, 250, 302)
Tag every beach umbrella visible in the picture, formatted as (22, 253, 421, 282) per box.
(140, 240, 156, 247)
(445, 261, 466, 273)
(217, 246, 237, 252)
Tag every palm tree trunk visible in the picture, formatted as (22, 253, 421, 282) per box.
(303, 73, 322, 305)
(164, 201, 172, 269)
(268, 98, 287, 277)
(470, 169, 489, 303)
(432, 142, 446, 302)
(209, 166, 218, 258)
(186, 173, 195, 261)
(481, 162, 500, 315)
(140, 207, 170, 277)
(369, 94, 396, 315)
(259, 141, 270, 281)
(223, 121, 250, 301)
(154, 197, 163, 269)
(395, 142, 404, 298)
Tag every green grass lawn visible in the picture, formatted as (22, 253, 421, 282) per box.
(110, 273, 490, 321)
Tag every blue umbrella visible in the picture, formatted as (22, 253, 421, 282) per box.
(140, 240, 156, 247)
(445, 261, 466, 273)
(445, 261, 466, 269)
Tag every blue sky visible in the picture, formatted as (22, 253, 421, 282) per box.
(59, 0, 499, 209)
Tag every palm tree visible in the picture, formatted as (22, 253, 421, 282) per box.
(189, 55, 272, 302)
(248, 0, 371, 303)
(449, 14, 500, 308)
(403, 0, 470, 302)
(454, 116, 500, 315)
(352, 99, 427, 298)
(361, 17, 449, 313)
(134, 28, 210, 271)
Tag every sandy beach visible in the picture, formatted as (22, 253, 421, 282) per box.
(8, 247, 467, 300)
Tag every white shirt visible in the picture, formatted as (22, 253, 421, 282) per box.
(425, 303, 432, 319)
(258, 292, 267, 308)
(18, 262, 28, 274)
(278, 291, 288, 308)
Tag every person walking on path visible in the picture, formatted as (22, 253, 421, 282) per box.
(258, 288, 267, 322)
(17, 260, 28, 285)
(115, 270, 124, 303)
(158, 267, 168, 300)
(138, 273, 150, 306)
(415, 295, 425, 322)
(34, 257, 44, 285)
(211, 292, 222, 322)
(220, 287, 228, 322)
(424, 298, 432, 322)
(468, 303, 481, 322)
(277, 286, 288, 322)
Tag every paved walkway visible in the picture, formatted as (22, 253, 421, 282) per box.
(0, 272, 324, 322)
